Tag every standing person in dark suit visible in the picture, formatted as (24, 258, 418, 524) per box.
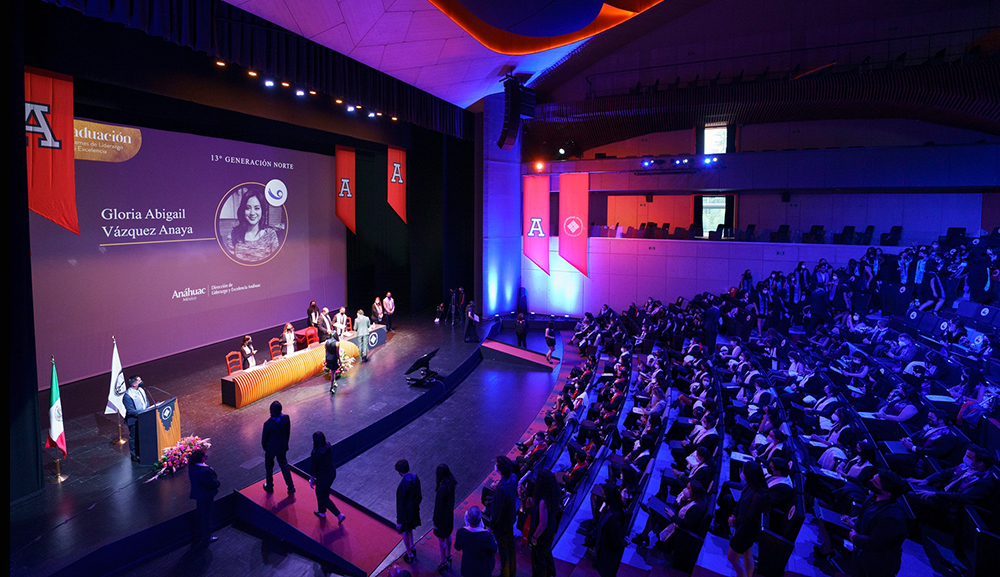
(395, 459, 422, 562)
(848, 471, 909, 577)
(703, 304, 720, 349)
(188, 448, 220, 546)
(464, 301, 479, 343)
(593, 482, 626, 577)
(309, 431, 345, 523)
(491, 456, 518, 577)
(383, 292, 396, 332)
(515, 313, 528, 348)
(455, 506, 497, 577)
(123, 376, 151, 462)
(433, 464, 457, 571)
(529, 469, 562, 577)
(355, 309, 371, 362)
(261, 401, 295, 494)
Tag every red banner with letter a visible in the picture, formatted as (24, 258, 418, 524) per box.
(523, 174, 550, 274)
(25, 68, 79, 235)
(387, 147, 406, 223)
(559, 172, 589, 276)
(335, 146, 356, 233)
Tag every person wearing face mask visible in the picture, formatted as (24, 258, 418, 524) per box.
(884, 410, 958, 477)
(845, 470, 909, 577)
(909, 446, 998, 535)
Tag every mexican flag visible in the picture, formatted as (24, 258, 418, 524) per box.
(44, 358, 67, 458)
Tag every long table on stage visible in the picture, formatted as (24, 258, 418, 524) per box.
(220, 325, 387, 408)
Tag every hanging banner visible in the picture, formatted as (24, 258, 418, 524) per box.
(335, 146, 356, 233)
(25, 68, 79, 234)
(387, 146, 407, 223)
(559, 172, 589, 276)
(522, 174, 550, 274)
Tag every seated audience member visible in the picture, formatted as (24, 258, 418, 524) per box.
(884, 410, 960, 477)
(632, 480, 708, 549)
(909, 445, 998, 520)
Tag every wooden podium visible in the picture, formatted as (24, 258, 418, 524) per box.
(136, 397, 182, 466)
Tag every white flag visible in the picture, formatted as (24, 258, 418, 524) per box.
(105, 338, 126, 416)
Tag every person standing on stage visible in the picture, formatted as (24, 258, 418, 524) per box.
(318, 307, 333, 342)
(464, 300, 479, 343)
(307, 301, 320, 328)
(448, 288, 458, 325)
(309, 431, 346, 523)
(261, 401, 295, 494)
(326, 336, 341, 393)
(241, 336, 258, 370)
(372, 297, 384, 325)
(396, 459, 422, 562)
(384, 292, 396, 332)
(355, 309, 371, 362)
(282, 323, 296, 356)
(515, 313, 528, 348)
(334, 306, 349, 337)
(123, 376, 151, 462)
(188, 447, 220, 546)
(544, 321, 556, 363)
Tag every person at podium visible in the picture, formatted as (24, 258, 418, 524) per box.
(124, 376, 151, 462)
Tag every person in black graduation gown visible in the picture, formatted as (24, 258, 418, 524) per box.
(433, 464, 457, 571)
(515, 313, 528, 348)
(309, 431, 345, 522)
(396, 459, 422, 562)
(464, 301, 479, 342)
(188, 448, 220, 546)
(491, 456, 518, 577)
(593, 482, 627, 577)
(261, 401, 295, 494)
(454, 506, 497, 577)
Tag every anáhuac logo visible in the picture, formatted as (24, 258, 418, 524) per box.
(563, 216, 584, 237)
(172, 287, 207, 300)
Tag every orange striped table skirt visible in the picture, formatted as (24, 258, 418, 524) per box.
(221, 343, 327, 408)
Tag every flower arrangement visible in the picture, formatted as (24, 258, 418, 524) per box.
(339, 347, 356, 373)
(149, 436, 211, 481)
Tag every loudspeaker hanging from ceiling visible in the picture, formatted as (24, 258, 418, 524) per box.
(497, 75, 535, 151)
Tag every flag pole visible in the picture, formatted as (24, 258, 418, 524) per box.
(46, 355, 69, 483)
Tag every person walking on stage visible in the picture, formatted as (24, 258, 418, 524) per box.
(544, 321, 556, 363)
(433, 464, 457, 571)
(355, 309, 371, 362)
(395, 459, 422, 562)
(464, 300, 479, 343)
(309, 431, 345, 523)
(188, 447, 220, 546)
(261, 401, 295, 494)
(325, 336, 341, 393)
(384, 292, 396, 332)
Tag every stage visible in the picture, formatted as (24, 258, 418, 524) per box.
(11, 315, 563, 577)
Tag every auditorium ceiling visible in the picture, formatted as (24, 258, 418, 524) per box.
(220, 0, 687, 108)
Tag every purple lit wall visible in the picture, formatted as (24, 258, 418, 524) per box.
(29, 121, 346, 389)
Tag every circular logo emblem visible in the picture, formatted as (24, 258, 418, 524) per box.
(161, 405, 173, 421)
(54, 405, 63, 424)
(940, 321, 948, 331)
(265, 179, 287, 207)
(899, 286, 906, 293)
(114, 372, 126, 396)
(909, 311, 918, 320)
(981, 307, 990, 317)
(563, 216, 584, 237)
(972, 238, 980, 246)
(369, 333, 379, 347)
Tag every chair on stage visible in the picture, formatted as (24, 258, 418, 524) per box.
(304, 327, 319, 346)
(268, 338, 282, 360)
(226, 351, 242, 375)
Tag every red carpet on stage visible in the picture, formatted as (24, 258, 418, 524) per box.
(239, 481, 401, 576)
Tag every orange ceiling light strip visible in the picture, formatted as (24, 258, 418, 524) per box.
(428, 0, 664, 55)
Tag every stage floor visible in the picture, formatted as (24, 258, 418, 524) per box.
(11, 315, 561, 577)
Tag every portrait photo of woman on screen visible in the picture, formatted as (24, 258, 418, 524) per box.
(218, 185, 286, 265)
